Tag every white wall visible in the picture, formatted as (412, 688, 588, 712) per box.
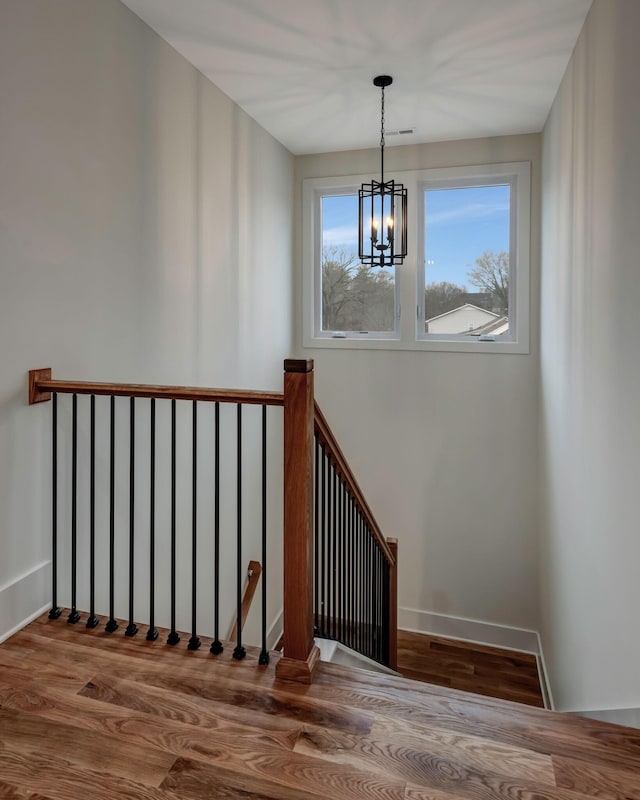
(540, 0, 640, 712)
(295, 134, 541, 640)
(0, 0, 293, 640)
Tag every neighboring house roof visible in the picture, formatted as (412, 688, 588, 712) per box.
(425, 303, 499, 325)
(426, 303, 503, 335)
(468, 315, 509, 337)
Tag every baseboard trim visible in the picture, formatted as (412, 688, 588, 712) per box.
(574, 707, 640, 729)
(267, 608, 283, 651)
(0, 561, 51, 644)
(535, 631, 555, 710)
(399, 607, 540, 654)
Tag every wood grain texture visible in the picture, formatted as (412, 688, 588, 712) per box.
(31, 377, 283, 406)
(1, 613, 640, 800)
(0, 781, 53, 800)
(553, 753, 640, 800)
(397, 630, 544, 707)
(278, 362, 316, 672)
(228, 560, 262, 641)
(368, 715, 555, 785)
(27, 368, 51, 404)
(0, 707, 175, 786)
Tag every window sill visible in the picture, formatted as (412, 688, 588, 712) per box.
(303, 334, 529, 354)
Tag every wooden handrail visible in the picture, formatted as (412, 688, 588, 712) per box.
(314, 402, 396, 566)
(28, 369, 284, 407)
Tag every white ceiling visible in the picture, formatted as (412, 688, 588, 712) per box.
(120, 0, 592, 155)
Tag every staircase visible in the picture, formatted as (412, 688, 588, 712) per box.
(27, 359, 398, 684)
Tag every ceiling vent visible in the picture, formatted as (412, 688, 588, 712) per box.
(386, 128, 414, 136)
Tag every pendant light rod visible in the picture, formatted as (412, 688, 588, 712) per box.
(374, 75, 392, 187)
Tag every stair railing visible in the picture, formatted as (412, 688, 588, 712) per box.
(28, 359, 397, 683)
(313, 403, 398, 670)
(28, 368, 283, 664)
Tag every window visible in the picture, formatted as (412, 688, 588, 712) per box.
(312, 191, 399, 339)
(302, 162, 530, 353)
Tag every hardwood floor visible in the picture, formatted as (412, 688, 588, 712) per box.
(1, 612, 640, 800)
(397, 629, 545, 707)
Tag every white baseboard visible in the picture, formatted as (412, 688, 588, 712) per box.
(535, 632, 555, 711)
(399, 606, 540, 653)
(575, 707, 640, 729)
(267, 608, 283, 651)
(0, 561, 51, 644)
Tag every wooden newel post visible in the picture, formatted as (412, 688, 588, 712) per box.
(275, 359, 320, 683)
(387, 537, 398, 671)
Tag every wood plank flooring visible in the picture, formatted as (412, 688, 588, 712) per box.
(396, 629, 545, 707)
(1, 612, 639, 800)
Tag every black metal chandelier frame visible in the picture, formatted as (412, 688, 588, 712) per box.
(358, 75, 408, 269)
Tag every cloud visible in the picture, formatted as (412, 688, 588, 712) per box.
(322, 225, 358, 248)
(427, 202, 509, 226)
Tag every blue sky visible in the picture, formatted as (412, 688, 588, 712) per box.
(322, 184, 510, 288)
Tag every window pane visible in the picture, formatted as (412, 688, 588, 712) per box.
(321, 194, 395, 333)
(424, 184, 510, 336)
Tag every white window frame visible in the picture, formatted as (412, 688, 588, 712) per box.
(302, 162, 530, 354)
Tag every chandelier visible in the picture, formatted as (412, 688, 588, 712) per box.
(358, 75, 407, 268)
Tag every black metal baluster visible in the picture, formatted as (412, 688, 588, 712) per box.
(353, 509, 358, 653)
(368, 531, 372, 659)
(105, 396, 118, 632)
(331, 465, 339, 639)
(188, 401, 201, 650)
(336, 476, 344, 641)
(367, 526, 375, 658)
(147, 398, 158, 641)
(86, 395, 98, 628)
(357, 513, 362, 654)
(125, 397, 138, 637)
(167, 399, 180, 645)
(210, 402, 223, 655)
(379, 547, 384, 662)
(363, 525, 368, 657)
(348, 496, 352, 647)
(368, 531, 372, 658)
(340, 483, 348, 642)
(313, 435, 319, 635)
(320, 445, 326, 636)
(49, 393, 61, 620)
(67, 394, 81, 625)
(361, 518, 366, 656)
(259, 405, 269, 665)
(374, 543, 380, 661)
(358, 514, 365, 653)
(233, 404, 246, 660)
(382, 558, 391, 665)
(378, 550, 382, 661)
(337, 477, 342, 643)
(326, 457, 332, 637)
(377, 545, 382, 662)
(373, 545, 377, 662)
